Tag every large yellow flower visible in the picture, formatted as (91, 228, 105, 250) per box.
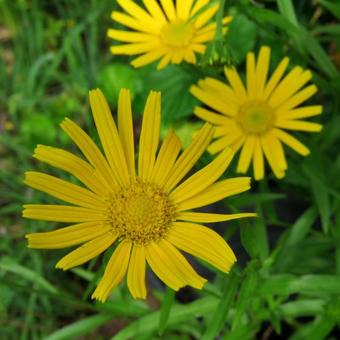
(108, 0, 232, 69)
(190, 46, 323, 180)
(23, 88, 255, 302)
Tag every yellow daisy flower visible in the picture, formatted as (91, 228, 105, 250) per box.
(190, 46, 323, 180)
(108, 0, 232, 69)
(23, 88, 255, 302)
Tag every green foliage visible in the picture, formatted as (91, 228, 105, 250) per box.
(1, 0, 340, 339)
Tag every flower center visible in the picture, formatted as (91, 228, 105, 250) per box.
(237, 101, 275, 134)
(161, 20, 194, 47)
(106, 179, 176, 244)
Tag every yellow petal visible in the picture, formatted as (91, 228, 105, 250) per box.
(280, 105, 322, 120)
(89, 89, 130, 185)
(56, 232, 118, 271)
(33, 145, 108, 196)
(23, 204, 105, 223)
(163, 123, 214, 192)
(127, 244, 147, 299)
(142, 0, 166, 22)
(275, 120, 322, 132)
(253, 138, 265, 180)
(118, 89, 135, 178)
(24, 172, 105, 210)
(191, 0, 209, 16)
(146, 239, 206, 290)
(92, 240, 132, 302)
(207, 134, 242, 154)
(110, 41, 159, 55)
(255, 46, 271, 97)
(194, 4, 219, 29)
(177, 211, 257, 223)
(246, 51, 256, 99)
(160, 0, 176, 20)
(26, 222, 111, 249)
(117, 0, 156, 23)
(176, 0, 194, 19)
(60, 118, 118, 189)
(194, 106, 234, 125)
(170, 147, 234, 204)
(107, 29, 153, 42)
(263, 56, 289, 99)
(151, 129, 181, 187)
(167, 222, 236, 272)
(274, 128, 310, 156)
(177, 177, 251, 211)
(224, 66, 248, 101)
(131, 48, 166, 68)
(236, 135, 255, 174)
(138, 91, 161, 180)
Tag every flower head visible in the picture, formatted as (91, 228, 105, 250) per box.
(190, 46, 323, 180)
(108, 0, 232, 69)
(23, 88, 255, 302)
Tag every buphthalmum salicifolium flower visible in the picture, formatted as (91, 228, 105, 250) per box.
(23, 88, 256, 302)
(190, 46, 323, 180)
(108, 0, 232, 69)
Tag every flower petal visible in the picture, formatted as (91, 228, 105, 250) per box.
(92, 240, 132, 302)
(127, 244, 147, 299)
(236, 135, 256, 174)
(26, 222, 111, 249)
(167, 222, 236, 273)
(177, 211, 257, 223)
(274, 128, 310, 156)
(56, 232, 118, 271)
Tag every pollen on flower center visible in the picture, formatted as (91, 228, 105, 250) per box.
(106, 179, 176, 244)
(161, 20, 194, 47)
(237, 100, 275, 134)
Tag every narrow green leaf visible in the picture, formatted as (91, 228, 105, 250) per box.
(44, 314, 112, 340)
(202, 270, 239, 340)
(158, 287, 175, 336)
(318, 0, 340, 19)
(277, 0, 299, 26)
(279, 299, 325, 318)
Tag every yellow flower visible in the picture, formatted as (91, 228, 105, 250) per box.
(190, 46, 323, 180)
(108, 0, 232, 69)
(23, 88, 255, 302)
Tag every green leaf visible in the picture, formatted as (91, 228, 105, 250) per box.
(112, 297, 218, 340)
(0, 256, 57, 294)
(44, 314, 112, 340)
(318, 0, 340, 19)
(158, 287, 175, 336)
(202, 270, 239, 340)
(277, 0, 299, 26)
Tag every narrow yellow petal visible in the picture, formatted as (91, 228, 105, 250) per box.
(194, 106, 235, 125)
(176, 0, 194, 19)
(89, 89, 130, 185)
(145, 241, 185, 290)
(138, 91, 161, 180)
(170, 147, 234, 204)
(111, 11, 158, 34)
(60, 118, 118, 189)
(158, 239, 206, 289)
(275, 85, 318, 112)
(274, 128, 310, 156)
(177, 177, 251, 211)
(117, 0, 156, 23)
(26, 222, 111, 249)
(157, 53, 172, 70)
(118, 89, 135, 178)
(167, 222, 236, 273)
(191, 0, 209, 16)
(280, 105, 323, 120)
(92, 240, 132, 302)
(275, 120, 323, 132)
(163, 123, 214, 192)
(194, 4, 219, 29)
(142, 0, 166, 22)
(127, 244, 146, 299)
(33, 145, 108, 196)
(177, 211, 257, 223)
(151, 129, 181, 187)
(255, 46, 271, 97)
(253, 138, 265, 180)
(260, 134, 285, 179)
(207, 134, 242, 154)
(23, 205, 105, 223)
(263, 56, 290, 99)
(56, 232, 118, 271)
(246, 52, 256, 99)
(236, 135, 255, 174)
(110, 41, 159, 55)
(24, 172, 105, 210)
(160, 0, 176, 20)
(131, 48, 166, 68)
(224, 66, 248, 101)
(107, 29, 153, 42)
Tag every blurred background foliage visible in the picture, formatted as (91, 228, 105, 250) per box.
(1, 0, 340, 339)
